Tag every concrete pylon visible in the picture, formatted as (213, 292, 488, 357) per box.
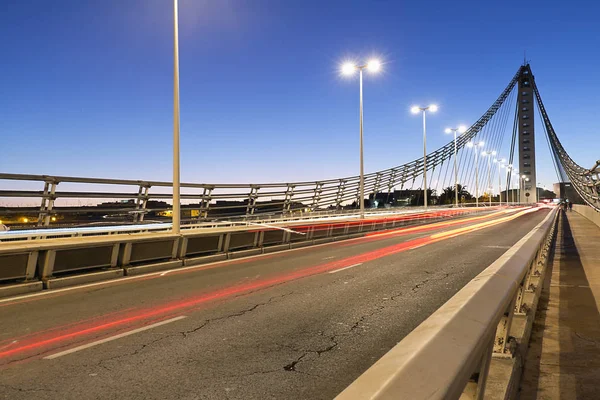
(518, 64, 537, 203)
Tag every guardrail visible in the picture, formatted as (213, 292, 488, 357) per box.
(0, 205, 499, 242)
(336, 206, 557, 400)
(0, 69, 521, 228)
(0, 207, 492, 296)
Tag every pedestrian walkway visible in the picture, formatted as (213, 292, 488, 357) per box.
(520, 210, 600, 399)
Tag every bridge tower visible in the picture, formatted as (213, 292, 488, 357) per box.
(518, 64, 537, 203)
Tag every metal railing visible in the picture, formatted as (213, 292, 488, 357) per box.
(336, 206, 558, 399)
(0, 205, 495, 242)
(0, 67, 521, 228)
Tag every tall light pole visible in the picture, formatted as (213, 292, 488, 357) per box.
(482, 150, 496, 207)
(341, 59, 382, 219)
(467, 141, 485, 207)
(494, 158, 506, 206)
(172, 0, 181, 234)
(508, 165, 516, 204)
(516, 172, 523, 204)
(445, 125, 467, 208)
(411, 104, 438, 209)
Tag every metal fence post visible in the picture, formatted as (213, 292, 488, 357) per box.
(134, 184, 150, 222)
(311, 182, 324, 211)
(335, 180, 346, 210)
(199, 186, 214, 219)
(283, 184, 295, 214)
(37, 180, 58, 227)
(245, 186, 259, 216)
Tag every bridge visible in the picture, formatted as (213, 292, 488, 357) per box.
(1, 63, 599, 400)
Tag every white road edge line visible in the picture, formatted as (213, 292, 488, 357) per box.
(328, 263, 363, 274)
(43, 316, 187, 360)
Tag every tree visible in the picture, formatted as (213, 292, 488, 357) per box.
(410, 188, 437, 206)
(438, 184, 473, 204)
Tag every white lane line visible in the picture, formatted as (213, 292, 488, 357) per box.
(0, 340, 18, 351)
(44, 316, 187, 360)
(322, 256, 335, 260)
(410, 244, 427, 250)
(328, 263, 362, 274)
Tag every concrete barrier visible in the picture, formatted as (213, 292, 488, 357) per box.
(120, 234, 179, 265)
(180, 233, 222, 257)
(0, 250, 38, 282)
(336, 207, 558, 400)
(0, 208, 491, 294)
(573, 204, 600, 229)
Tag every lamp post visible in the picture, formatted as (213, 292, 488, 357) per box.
(341, 59, 382, 219)
(482, 150, 496, 207)
(513, 169, 521, 204)
(445, 125, 467, 208)
(519, 174, 526, 204)
(467, 141, 484, 207)
(172, 0, 181, 234)
(494, 158, 506, 206)
(411, 104, 439, 209)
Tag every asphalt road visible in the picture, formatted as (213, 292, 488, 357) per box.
(0, 207, 549, 400)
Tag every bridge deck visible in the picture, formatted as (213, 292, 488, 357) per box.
(521, 210, 600, 399)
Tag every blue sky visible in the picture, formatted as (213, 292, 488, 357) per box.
(1, 0, 599, 190)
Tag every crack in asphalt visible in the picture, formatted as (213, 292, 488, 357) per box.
(281, 271, 450, 374)
(180, 292, 296, 338)
(411, 273, 450, 293)
(0, 383, 53, 394)
(94, 292, 296, 371)
(283, 289, 408, 373)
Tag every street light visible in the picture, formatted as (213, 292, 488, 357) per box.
(520, 174, 527, 204)
(411, 104, 438, 209)
(481, 150, 496, 206)
(172, 0, 181, 234)
(341, 59, 382, 219)
(494, 158, 506, 206)
(445, 125, 467, 208)
(467, 141, 484, 207)
(507, 165, 516, 204)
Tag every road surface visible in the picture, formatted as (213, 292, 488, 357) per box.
(0, 207, 550, 399)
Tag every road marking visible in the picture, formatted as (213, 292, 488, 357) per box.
(0, 340, 17, 351)
(410, 244, 427, 250)
(44, 316, 187, 360)
(160, 270, 173, 276)
(328, 263, 362, 274)
(322, 256, 335, 260)
(483, 245, 512, 249)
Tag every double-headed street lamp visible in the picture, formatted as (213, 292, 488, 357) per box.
(445, 125, 467, 207)
(411, 104, 438, 209)
(341, 59, 382, 219)
(467, 141, 485, 207)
